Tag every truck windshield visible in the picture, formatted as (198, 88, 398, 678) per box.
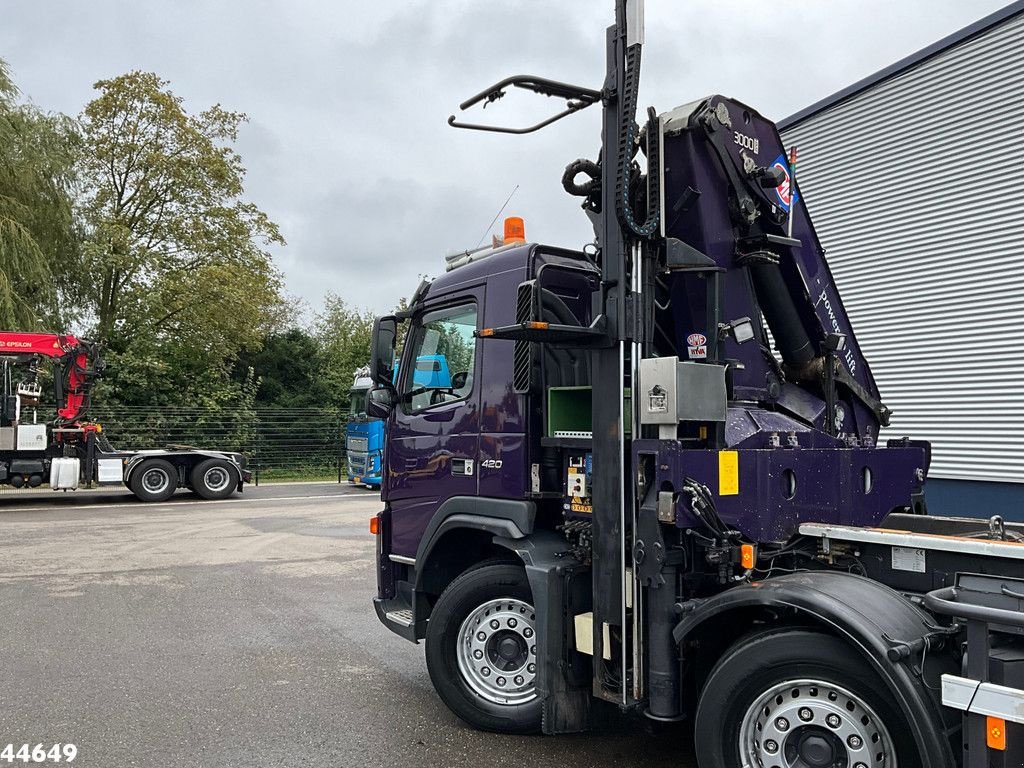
(349, 387, 369, 417)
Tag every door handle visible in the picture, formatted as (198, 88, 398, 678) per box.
(424, 409, 455, 423)
(451, 458, 475, 477)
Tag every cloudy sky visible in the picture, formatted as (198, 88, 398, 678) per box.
(1, 0, 1009, 317)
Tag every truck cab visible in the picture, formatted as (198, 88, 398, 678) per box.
(346, 367, 384, 489)
(371, 239, 597, 578)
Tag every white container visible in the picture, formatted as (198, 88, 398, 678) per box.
(49, 457, 80, 490)
(16, 423, 47, 451)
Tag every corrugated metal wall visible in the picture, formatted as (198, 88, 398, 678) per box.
(780, 11, 1024, 484)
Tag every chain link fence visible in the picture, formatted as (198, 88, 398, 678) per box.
(88, 406, 349, 483)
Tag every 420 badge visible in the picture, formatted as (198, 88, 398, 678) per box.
(686, 333, 707, 359)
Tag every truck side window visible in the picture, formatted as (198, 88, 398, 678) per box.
(403, 303, 477, 412)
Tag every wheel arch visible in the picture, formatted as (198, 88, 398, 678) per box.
(674, 572, 957, 767)
(413, 496, 536, 600)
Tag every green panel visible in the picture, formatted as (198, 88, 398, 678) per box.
(546, 386, 631, 437)
(547, 386, 592, 437)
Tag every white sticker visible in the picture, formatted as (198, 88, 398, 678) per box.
(648, 385, 668, 413)
(892, 546, 926, 574)
(687, 345, 707, 359)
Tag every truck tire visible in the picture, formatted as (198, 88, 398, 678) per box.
(129, 459, 178, 503)
(425, 563, 542, 734)
(694, 628, 920, 768)
(190, 458, 237, 500)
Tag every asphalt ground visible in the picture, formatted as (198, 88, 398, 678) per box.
(0, 483, 694, 767)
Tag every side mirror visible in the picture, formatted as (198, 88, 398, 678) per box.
(370, 316, 398, 387)
(366, 387, 394, 419)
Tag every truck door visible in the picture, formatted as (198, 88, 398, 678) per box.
(385, 296, 482, 559)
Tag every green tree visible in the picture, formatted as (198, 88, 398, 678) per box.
(0, 58, 81, 328)
(314, 295, 375, 410)
(234, 327, 331, 408)
(78, 71, 286, 405)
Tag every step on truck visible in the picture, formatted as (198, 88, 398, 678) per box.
(0, 332, 250, 502)
(366, 4, 1024, 766)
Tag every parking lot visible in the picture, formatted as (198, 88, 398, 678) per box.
(0, 483, 689, 767)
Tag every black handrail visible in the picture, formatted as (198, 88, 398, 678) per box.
(448, 75, 601, 134)
(924, 585, 1024, 628)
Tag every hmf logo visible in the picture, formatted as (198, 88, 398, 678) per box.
(686, 332, 708, 360)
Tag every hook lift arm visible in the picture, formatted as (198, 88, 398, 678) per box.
(448, 75, 602, 135)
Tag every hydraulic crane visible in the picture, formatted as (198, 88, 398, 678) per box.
(0, 330, 250, 500)
(0, 332, 103, 427)
(366, 3, 1024, 765)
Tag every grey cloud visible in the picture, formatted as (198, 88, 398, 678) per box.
(1, 0, 1009, 317)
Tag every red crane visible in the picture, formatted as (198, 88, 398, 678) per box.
(0, 332, 103, 424)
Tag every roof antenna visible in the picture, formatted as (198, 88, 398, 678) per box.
(475, 184, 520, 249)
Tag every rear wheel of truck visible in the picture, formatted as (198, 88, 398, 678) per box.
(190, 459, 237, 500)
(129, 459, 178, 503)
(694, 628, 919, 768)
(425, 563, 542, 734)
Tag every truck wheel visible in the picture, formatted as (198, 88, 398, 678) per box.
(425, 563, 542, 734)
(129, 459, 178, 503)
(695, 628, 919, 768)
(190, 459, 237, 500)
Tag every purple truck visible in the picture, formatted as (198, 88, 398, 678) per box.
(366, 4, 1024, 766)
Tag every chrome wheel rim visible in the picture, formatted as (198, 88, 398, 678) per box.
(739, 678, 897, 768)
(456, 597, 537, 706)
(142, 467, 170, 495)
(203, 466, 232, 493)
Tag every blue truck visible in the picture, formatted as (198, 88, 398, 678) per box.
(346, 367, 383, 489)
(348, 357, 453, 489)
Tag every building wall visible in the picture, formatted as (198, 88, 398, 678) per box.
(779, 9, 1024, 518)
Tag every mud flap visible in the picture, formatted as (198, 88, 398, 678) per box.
(496, 531, 591, 734)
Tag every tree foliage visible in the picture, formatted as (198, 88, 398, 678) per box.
(0, 58, 81, 328)
(0, 62, 389, 425)
(77, 71, 287, 406)
(314, 294, 376, 410)
(234, 328, 333, 409)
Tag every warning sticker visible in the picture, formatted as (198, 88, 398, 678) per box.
(891, 546, 926, 574)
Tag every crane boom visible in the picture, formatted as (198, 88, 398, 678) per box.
(0, 332, 102, 424)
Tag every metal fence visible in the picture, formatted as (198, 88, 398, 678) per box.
(89, 406, 349, 482)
